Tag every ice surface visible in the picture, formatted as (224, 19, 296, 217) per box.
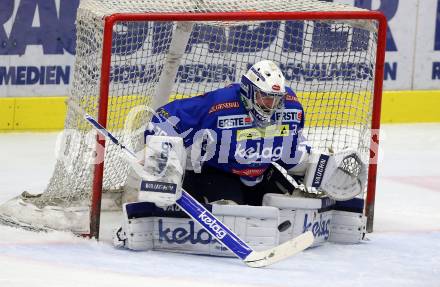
(0, 124, 439, 287)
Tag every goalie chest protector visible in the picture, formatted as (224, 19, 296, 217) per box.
(146, 83, 305, 185)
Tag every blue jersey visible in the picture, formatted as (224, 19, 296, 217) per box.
(145, 84, 307, 186)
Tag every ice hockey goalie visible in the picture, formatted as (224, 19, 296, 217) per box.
(114, 60, 367, 256)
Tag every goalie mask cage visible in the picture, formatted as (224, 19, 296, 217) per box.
(0, 0, 386, 238)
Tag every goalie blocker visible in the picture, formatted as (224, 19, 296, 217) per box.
(136, 135, 186, 207)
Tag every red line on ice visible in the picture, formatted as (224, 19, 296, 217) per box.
(383, 176, 440, 192)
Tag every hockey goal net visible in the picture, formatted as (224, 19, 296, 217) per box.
(0, 0, 386, 238)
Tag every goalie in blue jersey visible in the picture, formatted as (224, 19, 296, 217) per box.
(144, 60, 310, 206)
(114, 60, 368, 252)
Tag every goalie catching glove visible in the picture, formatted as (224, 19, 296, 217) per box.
(302, 149, 367, 201)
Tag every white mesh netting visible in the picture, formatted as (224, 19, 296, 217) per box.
(0, 0, 381, 233)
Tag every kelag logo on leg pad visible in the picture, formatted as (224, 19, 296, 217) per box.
(158, 219, 213, 244)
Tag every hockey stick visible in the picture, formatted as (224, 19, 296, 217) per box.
(84, 113, 314, 267)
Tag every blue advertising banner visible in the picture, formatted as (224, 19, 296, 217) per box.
(413, 0, 440, 89)
(0, 0, 77, 96)
(0, 0, 439, 97)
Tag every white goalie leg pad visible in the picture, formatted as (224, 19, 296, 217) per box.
(329, 210, 366, 244)
(152, 204, 280, 257)
(153, 214, 214, 255)
(113, 202, 154, 251)
(154, 204, 279, 257)
(209, 204, 280, 256)
(263, 193, 334, 247)
(114, 202, 281, 256)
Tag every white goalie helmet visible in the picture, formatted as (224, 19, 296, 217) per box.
(240, 60, 287, 127)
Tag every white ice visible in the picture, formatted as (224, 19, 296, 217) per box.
(0, 124, 439, 287)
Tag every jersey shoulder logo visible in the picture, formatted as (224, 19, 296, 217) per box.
(285, 94, 299, 102)
(208, 101, 240, 114)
